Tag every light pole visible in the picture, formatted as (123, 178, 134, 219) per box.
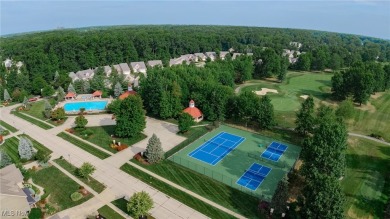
(68, 154, 71, 165)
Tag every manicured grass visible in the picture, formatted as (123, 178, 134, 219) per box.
(2, 137, 21, 163)
(240, 71, 333, 112)
(12, 111, 53, 130)
(0, 120, 18, 132)
(348, 91, 390, 142)
(120, 163, 236, 219)
(57, 132, 110, 159)
(72, 125, 147, 153)
(165, 126, 208, 158)
(98, 205, 125, 219)
(131, 159, 262, 218)
(18, 134, 52, 155)
(23, 100, 46, 120)
(341, 137, 390, 218)
(31, 165, 93, 213)
(111, 198, 155, 219)
(54, 158, 106, 193)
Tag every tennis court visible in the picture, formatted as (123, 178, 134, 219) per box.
(188, 132, 245, 165)
(237, 163, 272, 190)
(171, 125, 301, 201)
(261, 142, 288, 162)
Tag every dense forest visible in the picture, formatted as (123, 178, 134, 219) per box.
(1, 25, 390, 83)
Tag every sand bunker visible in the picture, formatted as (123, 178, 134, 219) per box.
(254, 88, 278, 96)
(300, 95, 309, 100)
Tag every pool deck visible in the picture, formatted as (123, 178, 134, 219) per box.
(55, 96, 113, 114)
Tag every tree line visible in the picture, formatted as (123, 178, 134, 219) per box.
(1, 25, 389, 88)
(331, 62, 390, 105)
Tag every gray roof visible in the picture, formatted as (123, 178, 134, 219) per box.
(147, 60, 163, 68)
(113, 64, 121, 73)
(219, 51, 229, 58)
(194, 53, 206, 59)
(103, 66, 112, 75)
(68, 72, 79, 81)
(3, 58, 12, 68)
(232, 53, 242, 60)
(130, 62, 147, 72)
(180, 54, 197, 62)
(205, 52, 217, 59)
(169, 57, 189, 66)
(119, 63, 130, 73)
(75, 69, 94, 80)
(0, 164, 25, 197)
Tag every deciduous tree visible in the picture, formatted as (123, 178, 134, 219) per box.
(127, 191, 153, 219)
(115, 95, 146, 137)
(178, 112, 195, 133)
(270, 176, 289, 215)
(295, 96, 315, 136)
(78, 162, 96, 181)
(51, 108, 66, 121)
(256, 95, 275, 130)
(75, 115, 88, 130)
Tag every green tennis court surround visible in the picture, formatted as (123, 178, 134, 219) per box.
(169, 124, 301, 201)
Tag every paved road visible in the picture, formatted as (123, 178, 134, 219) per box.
(348, 132, 390, 146)
(0, 106, 209, 219)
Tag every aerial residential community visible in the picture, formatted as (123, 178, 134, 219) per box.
(0, 1, 390, 219)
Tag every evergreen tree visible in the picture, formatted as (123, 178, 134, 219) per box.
(57, 86, 65, 101)
(127, 191, 153, 219)
(18, 137, 34, 160)
(159, 90, 171, 119)
(42, 85, 55, 97)
(54, 71, 60, 82)
(32, 76, 47, 95)
(114, 82, 123, 97)
(145, 134, 164, 164)
(74, 80, 84, 93)
(0, 149, 12, 168)
(43, 100, 52, 118)
(68, 83, 76, 94)
(115, 95, 146, 137)
(22, 96, 28, 107)
(178, 112, 195, 133)
(4, 89, 11, 101)
(83, 80, 90, 93)
(295, 96, 315, 136)
(270, 176, 289, 215)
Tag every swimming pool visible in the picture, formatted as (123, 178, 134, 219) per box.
(64, 101, 108, 112)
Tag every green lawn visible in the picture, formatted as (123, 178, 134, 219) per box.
(0, 120, 18, 132)
(72, 125, 146, 153)
(54, 158, 106, 193)
(120, 164, 236, 219)
(348, 91, 390, 142)
(341, 137, 390, 219)
(131, 159, 262, 218)
(12, 111, 53, 130)
(57, 132, 110, 159)
(2, 137, 22, 163)
(31, 165, 93, 213)
(97, 205, 125, 219)
(23, 100, 46, 120)
(165, 126, 208, 158)
(111, 198, 155, 219)
(18, 134, 52, 155)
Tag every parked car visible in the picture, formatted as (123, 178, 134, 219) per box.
(28, 97, 38, 102)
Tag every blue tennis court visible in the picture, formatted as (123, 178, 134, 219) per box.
(188, 132, 245, 165)
(261, 141, 288, 162)
(237, 163, 272, 191)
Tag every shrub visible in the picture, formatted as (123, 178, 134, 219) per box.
(1, 129, 10, 136)
(80, 129, 94, 137)
(70, 192, 83, 201)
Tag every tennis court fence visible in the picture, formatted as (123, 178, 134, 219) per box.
(169, 154, 269, 200)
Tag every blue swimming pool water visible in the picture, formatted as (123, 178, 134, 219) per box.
(64, 101, 108, 112)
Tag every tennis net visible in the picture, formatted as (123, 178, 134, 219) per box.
(267, 145, 285, 154)
(246, 169, 268, 179)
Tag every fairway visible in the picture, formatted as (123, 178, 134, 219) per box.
(170, 125, 301, 201)
(240, 71, 333, 112)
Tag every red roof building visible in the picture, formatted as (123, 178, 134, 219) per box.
(65, 92, 76, 100)
(92, 90, 103, 98)
(119, 85, 137, 100)
(183, 100, 203, 122)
